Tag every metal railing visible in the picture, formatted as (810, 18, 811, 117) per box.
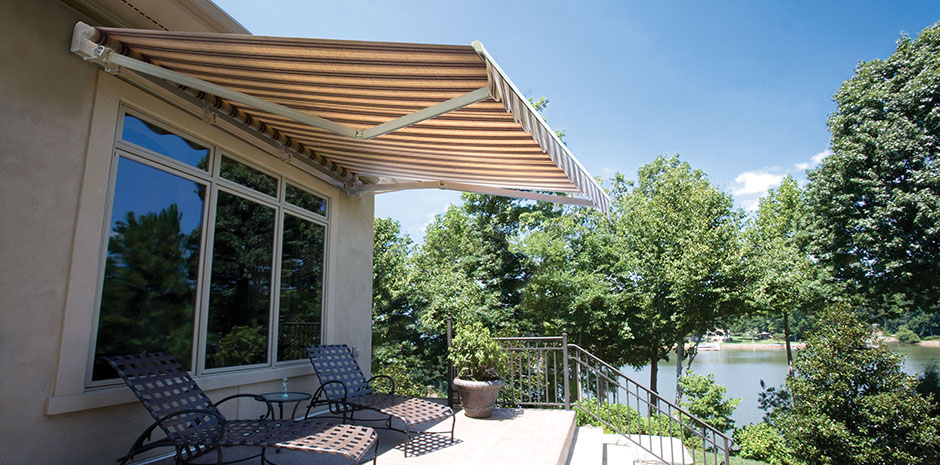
(489, 334, 732, 465)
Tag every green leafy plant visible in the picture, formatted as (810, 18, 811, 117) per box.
(896, 325, 921, 344)
(776, 306, 940, 464)
(448, 321, 508, 381)
(733, 423, 792, 465)
(679, 370, 740, 434)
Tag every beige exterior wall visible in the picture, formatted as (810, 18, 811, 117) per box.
(0, 2, 374, 463)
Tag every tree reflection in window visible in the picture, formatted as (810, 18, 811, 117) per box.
(205, 191, 274, 369)
(278, 214, 325, 361)
(93, 157, 203, 380)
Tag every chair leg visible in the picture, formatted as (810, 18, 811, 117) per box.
(404, 428, 411, 458)
(450, 414, 456, 443)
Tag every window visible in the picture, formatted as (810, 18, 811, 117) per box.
(90, 110, 328, 383)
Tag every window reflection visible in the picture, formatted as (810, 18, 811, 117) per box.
(285, 184, 326, 216)
(93, 157, 204, 380)
(278, 214, 325, 361)
(206, 191, 274, 369)
(220, 156, 278, 197)
(121, 114, 210, 169)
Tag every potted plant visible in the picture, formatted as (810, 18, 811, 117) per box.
(448, 321, 509, 418)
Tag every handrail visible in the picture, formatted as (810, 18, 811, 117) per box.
(490, 335, 732, 465)
(568, 344, 733, 444)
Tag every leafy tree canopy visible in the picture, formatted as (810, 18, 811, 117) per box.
(806, 23, 940, 316)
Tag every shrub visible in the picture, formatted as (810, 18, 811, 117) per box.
(679, 371, 740, 433)
(733, 422, 792, 465)
(447, 321, 508, 381)
(575, 398, 681, 437)
(775, 306, 940, 464)
(897, 325, 922, 344)
(916, 361, 940, 417)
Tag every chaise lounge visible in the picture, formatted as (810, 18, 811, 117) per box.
(103, 352, 379, 465)
(305, 344, 455, 457)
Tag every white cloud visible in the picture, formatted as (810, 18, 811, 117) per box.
(733, 171, 784, 195)
(812, 150, 831, 165)
(795, 150, 831, 171)
(741, 197, 762, 212)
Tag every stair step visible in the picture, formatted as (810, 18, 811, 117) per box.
(566, 427, 693, 465)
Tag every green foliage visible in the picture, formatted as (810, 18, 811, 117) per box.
(678, 371, 740, 433)
(896, 325, 922, 344)
(579, 155, 748, 391)
(775, 306, 940, 464)
(733, 423, 793, 465)
(371, 358, 428, 398)
(805, 23, 940, 317)
(756, 380, 791, 424)
(574, 398, 680, 437)
(371, 218, 445, 391)
(916, 361, 940, 417)
(448, 321, 508, 381)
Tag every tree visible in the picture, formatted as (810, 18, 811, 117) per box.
(805, 23, 940, 317)
(775, 305, 940, 464)
(371, 218, 444, 395)
(677, 371, 740, 434)
(745, 176, 825, 374)
(558, 155, 747, 395)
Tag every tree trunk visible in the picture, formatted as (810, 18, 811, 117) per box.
(675, 334, 685, 404)
(649, 346, 659, 416)
(784, 311, 794, 376)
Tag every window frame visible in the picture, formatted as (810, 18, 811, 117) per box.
(85, 105, 331, 388)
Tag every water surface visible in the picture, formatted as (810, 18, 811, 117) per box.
(621, 344, 940, 427)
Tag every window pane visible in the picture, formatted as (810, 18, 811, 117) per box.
(220, 156, 278, 197)
(285, 184, 326, 216)
(206, 191, 274, 369)
(278, 214, 325, 361)
(93, 157, 204, 380)
(121, 114, 210, 169)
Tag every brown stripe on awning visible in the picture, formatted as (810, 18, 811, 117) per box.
(86, 26, 609, 211)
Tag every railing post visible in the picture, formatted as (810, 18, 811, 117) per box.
(446, 315, 454, 408)
(562, 332, 570, 409)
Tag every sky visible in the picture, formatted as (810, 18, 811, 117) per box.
(215, 0, 938, 242)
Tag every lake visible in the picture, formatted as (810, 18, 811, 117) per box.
(621, 344, 940, 428)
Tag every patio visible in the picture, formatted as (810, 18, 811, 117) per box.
(143, 407, 576, 465)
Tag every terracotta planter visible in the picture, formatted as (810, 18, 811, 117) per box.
(453, 377, 504, 418)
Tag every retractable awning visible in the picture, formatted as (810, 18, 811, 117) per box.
(70, 22, 609, 212)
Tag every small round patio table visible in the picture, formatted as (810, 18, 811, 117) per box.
(259, 391, 312, 420)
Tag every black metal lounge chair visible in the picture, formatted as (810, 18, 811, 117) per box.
(305, 344, 455, 457)
(103, 352, 379, 465)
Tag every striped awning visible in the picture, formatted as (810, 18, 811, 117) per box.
(70, 23, 609, 211)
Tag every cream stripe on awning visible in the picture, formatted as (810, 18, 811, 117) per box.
(70, 22, 609, 212)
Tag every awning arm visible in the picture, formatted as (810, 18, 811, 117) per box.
(353, 181, 593, 207)
(358, 87, 490, 139)
(71, 22, 491, 141)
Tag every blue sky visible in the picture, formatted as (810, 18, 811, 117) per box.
(216, 0, 938, 242)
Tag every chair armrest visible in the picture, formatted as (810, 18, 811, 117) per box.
(216, 393, 275, 420)
(366, 374, 396, 395)
(305, 380, 348, 417)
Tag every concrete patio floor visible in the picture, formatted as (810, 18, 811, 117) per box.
(145, 407, 576, 465)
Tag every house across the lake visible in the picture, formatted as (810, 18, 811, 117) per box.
(0, 1, 607, 463)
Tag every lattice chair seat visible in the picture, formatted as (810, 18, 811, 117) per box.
(306, 344, 456, 457)
(103, 352, 378, 465)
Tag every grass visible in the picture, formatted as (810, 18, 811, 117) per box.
(691, 449, 770, 465)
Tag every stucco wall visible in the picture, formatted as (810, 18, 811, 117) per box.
(0, 2, 374, 463)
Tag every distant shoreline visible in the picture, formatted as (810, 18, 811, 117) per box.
(710, 340, 940, 350)
(721, 342, 807, 350)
